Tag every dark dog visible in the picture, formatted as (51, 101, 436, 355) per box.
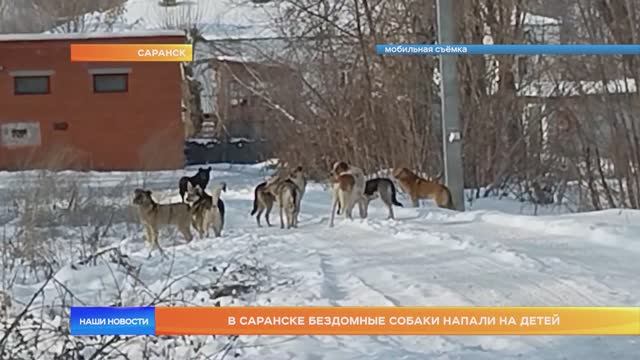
(250, 181, 278, 227)
(179, 167, 212, 202)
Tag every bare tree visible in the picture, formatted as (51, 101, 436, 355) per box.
(35, 0, 127, 33)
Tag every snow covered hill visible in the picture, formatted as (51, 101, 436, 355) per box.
(0, 163, 638, 359)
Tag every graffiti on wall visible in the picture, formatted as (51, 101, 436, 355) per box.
(1, 122, 41, 147)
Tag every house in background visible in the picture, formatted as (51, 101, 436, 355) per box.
(0, 30, 186, 170)
(482, 10, 638, 166)
(47, 0, 287, 164)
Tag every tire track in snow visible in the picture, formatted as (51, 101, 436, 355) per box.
(318, 253, 348, 305)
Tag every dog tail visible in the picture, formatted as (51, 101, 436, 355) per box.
(292, 185, 298, 208)
(210, 182, 226, 203)
(178, 177, 189, 202)
(218, 198, 225, 219)
(390, 182, 403, 207)
(250, 183, 264, 215)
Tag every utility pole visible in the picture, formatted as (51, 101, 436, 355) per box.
(436, 0, 465, 211)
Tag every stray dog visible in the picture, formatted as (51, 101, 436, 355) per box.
(264, 176, 300, 229)
(337, 178, 403, 219)
(132, 188, 193, 255)
(185, 182, 226, 238)
(179, 167, 212, 202)
(362, 178, 404, 219)
(393, 167, 455, 209)
(250, 181, 276, 227)
(287, 166, 307, 221)
(329, 161, 366, 227)
(250, 166, 306, 227)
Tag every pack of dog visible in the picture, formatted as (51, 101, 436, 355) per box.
(133, 162, 456, 254)
(133, 167, 229, 254)
(329, 165, 455, 225)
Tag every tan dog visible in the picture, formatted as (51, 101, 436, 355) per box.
(250, 166, 306, 227)
(392, 167, 455, 209)
(132, 189, 193, 255)
(329, 161, 366, 227)
(185, 182, 226, 238)
(250, 181, 276, 227)
(264, 176, 300, 229)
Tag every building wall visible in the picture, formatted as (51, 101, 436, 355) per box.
(0, 35, 185, 170)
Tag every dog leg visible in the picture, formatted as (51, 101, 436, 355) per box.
(344, 195, 355, 220)
(329, 193, 339, 227)
(151, 228, 165, 257)
(293, 207, 300, 228)
(195, 216, 205, 239)
(294, 197, 301, 228)
(143, 225, 155, 258)
(380, 191, 395, 220)
(256, 208, 263, 227)
(266, 203, 273, 227)
(289, 208, 294, 229)
(338, 190, 350, 219)
(358, 197, 368, 219)
(411, 194, 420, 208)
(143, 225, 153, 248)
(202, 213, 211, 237)
(387, 203, 395, 220)
(180, 224, 193, 243)
(145, 227, 153, 258)
(212, 214, 222, 237)
(279, 203, 285, 229)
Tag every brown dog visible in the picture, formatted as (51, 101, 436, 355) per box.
(329, 161, 366, 226)
(392, 167, 455, 209)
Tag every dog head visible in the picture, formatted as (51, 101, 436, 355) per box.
(185, 182, 205, 204)
(133, 188, 153, 206)
(210, 181, 227, 200)
(332, 161, 349, 174)
(290, 165, 304, 178)
(197, 167, 212, 180)
(392, 167, 413, 180)
(330, 161, 350, 181)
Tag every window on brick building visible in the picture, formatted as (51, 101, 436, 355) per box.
(93, 74, 128, 93)
(14, 76, 50, 95)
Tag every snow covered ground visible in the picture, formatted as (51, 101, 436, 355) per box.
(1, 163, 639, 359)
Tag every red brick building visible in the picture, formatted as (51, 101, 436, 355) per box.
(0, 31, 186, 170)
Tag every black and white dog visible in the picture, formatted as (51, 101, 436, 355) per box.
(178, 167, 225, 218)
(338, 177, 403, 219)
(179, 167, 212, 201)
